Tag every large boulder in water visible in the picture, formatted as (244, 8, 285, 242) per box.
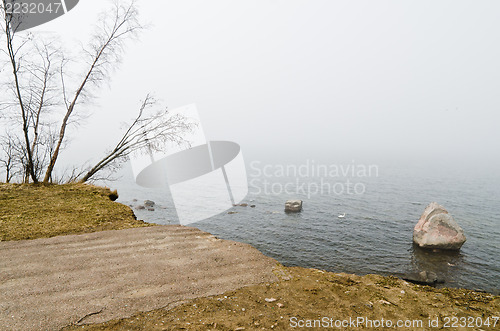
(285, 200, 303, 213)
(413, 202, 466, 250)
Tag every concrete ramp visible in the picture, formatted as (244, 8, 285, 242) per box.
(0, 225, 278, 330)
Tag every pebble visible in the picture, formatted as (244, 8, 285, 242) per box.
(265, 298, 277, 303)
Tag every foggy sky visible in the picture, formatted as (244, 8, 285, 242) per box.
(8, 1, 500, 175)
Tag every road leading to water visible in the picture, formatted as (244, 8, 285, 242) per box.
(0, 225, 278, 330)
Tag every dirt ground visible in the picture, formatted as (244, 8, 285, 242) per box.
(65, 267, 499, 330)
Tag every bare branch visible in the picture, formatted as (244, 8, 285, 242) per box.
(0, 132, 22, 182)
(80, 95, 197, 183)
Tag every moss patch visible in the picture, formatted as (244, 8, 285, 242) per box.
(0, 183, 152, 241)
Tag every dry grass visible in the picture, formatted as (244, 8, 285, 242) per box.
(0, 183, 152, 241)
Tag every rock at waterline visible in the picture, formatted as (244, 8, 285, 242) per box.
(144, 200, 155, 207)
(233, 203, 248, 207)
(285, 200, 303, 213)
(402, 271, 445, 286)
(413, 202, 466, 250)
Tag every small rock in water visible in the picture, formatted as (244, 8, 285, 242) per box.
(147, 208, 155, 211)
(136, 205, 145, 210)
(228, 211, 238, 215)
(285, 200, 302, 213)
(250, 205, 256, 208)
(239, 203, 248, 207)
(144, 200, 155, 207)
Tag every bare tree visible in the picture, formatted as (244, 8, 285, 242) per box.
(27, 42, 60, 152)
(80, 95, 197, 183)
(0, 32, 62, 183)
(43, 1, 143, 183)
(1, 0, 38, 182)
(1, 1, 147, 184)
(0, 132, 21, 182)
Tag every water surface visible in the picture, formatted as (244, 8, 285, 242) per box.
(107, 165, 500, 294)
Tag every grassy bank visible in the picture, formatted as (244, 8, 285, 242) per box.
(0, 183, 152, 241)
(65, 266, 499, 330)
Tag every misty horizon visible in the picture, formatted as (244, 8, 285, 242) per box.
(2, 0, 499, 180)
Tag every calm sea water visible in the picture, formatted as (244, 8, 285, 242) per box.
(105, 163, 500, 294)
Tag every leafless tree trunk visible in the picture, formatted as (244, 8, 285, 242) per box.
(80, 95, 197, 183)
(1, 1, 38, 182)
(43, 1, 143, 183)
